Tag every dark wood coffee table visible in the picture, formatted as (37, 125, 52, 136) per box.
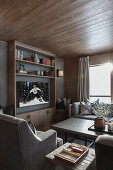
(51, 118, 112, 146)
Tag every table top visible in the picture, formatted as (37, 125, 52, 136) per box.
(51, 118, 113, 139)
(46, 142, 95, 170)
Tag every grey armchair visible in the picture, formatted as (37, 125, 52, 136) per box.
(95, 135, 113, 170)
(87, 135, 113, 170)
(0, 114, 62, 170)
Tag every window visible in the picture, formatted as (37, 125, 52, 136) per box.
(89, 63, 112, 103)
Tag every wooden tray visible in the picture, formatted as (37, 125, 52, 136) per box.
(88, 124, 113, 135)
(54, 144, 89, 165)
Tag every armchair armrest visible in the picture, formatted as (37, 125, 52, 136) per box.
(39, 129, 57, 141)
(96, 135, 113, 147)
(39, 129, 57, 158)
(19, 123, 57, 170)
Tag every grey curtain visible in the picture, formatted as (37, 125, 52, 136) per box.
(78, 56, 89, 102)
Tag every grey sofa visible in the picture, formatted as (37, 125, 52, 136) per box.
(0, 114, 63, 170)
(68, 102, 113, 122)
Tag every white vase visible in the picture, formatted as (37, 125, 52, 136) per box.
(34, 54, 40, 63)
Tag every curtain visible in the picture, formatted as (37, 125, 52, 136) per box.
(78, 56, 89, 102)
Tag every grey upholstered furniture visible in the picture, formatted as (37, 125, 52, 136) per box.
(68, 102, 99, 120)
(0, 114, 63, 170)
(95, 135, 113, 170)
(68, 102, 113, 122)
(88, 135, 113, 170)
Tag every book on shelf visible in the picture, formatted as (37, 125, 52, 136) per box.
(16, 49, 24, 60)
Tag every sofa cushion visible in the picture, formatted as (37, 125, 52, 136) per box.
(72, 114, 97, 120)
(91, 102, 113, 117)
(80, 102, 91, 115)
(56, 98, 66, 109)
(80, 99, 99, 115)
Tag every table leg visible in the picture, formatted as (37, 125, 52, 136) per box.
(85, 138, 87, 146)
(85, 138, 95, 147)
(88, 141, 94, 148)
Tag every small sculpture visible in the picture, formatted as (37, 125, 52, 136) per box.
(32, 53, 40, 63)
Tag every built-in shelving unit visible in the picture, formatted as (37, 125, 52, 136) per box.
(16, 73, 55, 79)
(16, 59, 55, 68)
(8, 41, 56, 126)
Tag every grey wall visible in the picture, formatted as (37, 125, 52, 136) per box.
(0, 42, 8, 107)
(55, 58, 64, 99)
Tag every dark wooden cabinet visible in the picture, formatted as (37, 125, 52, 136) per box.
(16, 107, 55, 131)
(55, 109, 67, 123)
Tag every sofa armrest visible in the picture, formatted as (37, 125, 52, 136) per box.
(68, 104, 72, 117)
(95, 135, 113, 170)
(68, 102, 81, 117)
(72, 102, 81, 115)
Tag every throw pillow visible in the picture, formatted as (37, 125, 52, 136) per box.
(80, 99, 99, 115)
(80, 102, 91, 115)
(90, 99, 99, 115)
(85, 98, 99, 106)
(56, 98, 66, 109)
(0, 106, 4, 114)
(91, 102, 113, 117)
(4, 106, 14, 116)
(66, 98, 71, 108)
(84, 98, 90, 104)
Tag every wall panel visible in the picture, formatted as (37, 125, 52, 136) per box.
(64, 57, 79, 102)
(0, 41, 8, 107)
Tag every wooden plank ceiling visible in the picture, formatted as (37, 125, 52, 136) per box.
(0, 0, 113, 58)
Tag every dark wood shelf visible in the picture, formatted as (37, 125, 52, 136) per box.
(16, 59, 55, 68)
(16, 73, 55, 79)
